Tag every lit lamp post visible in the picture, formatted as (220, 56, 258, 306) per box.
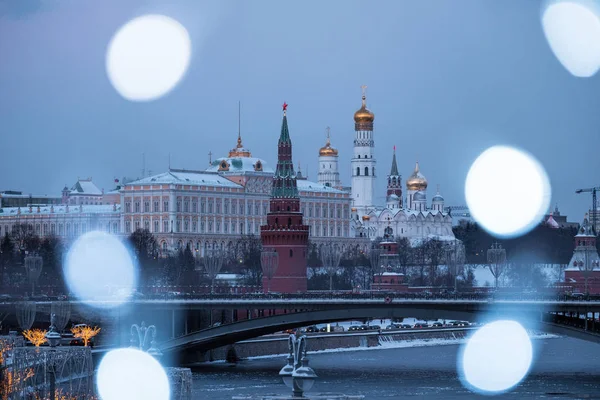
(260, 248, 279, 294)
(24, 253, 43, 296)
(45, 314, 62, 400)
(279, 331, 317, 398)
(487, 243, 507, 289)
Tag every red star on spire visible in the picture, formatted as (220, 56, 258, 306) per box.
(393, 145, 396, 152)
(282, 102, 288, 111)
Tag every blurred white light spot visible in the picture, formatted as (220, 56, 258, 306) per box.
(460, 320, 533, 394)
(64, 231, 136, 308)
(97, 348, 170, 400)
(465, 146, 550, 238)
(106, 14, 191, 101)
(542, 1, 600, 77)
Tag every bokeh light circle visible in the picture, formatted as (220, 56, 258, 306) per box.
(465, 145, 551, 238)
(460, 320, 533, 394)
(542, 1, 600, 78)
(64, 231, 136, 308)
(97, 348, 170, 400)
(106, 14, 191, 101)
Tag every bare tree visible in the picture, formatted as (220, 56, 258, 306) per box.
(204, 249, 224, 294)
(487, 242, 507, 289)
(16, 301, 36, 331)
(320, 243, 343, 291)
(260, 248, 279, 293)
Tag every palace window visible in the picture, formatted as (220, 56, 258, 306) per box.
(163, 201, 168, 212)
(239, 203, 244, 214)
(224, 222, 228, 233)
(255, 203, 259, 215)
(231, 221, 235, 233)
(209, 221, 213, 232)
(216, 200, 221, 214)
(134, 221, 140, 231)
(216, 221, 221, 233)
(224, 200, 229, 214)
(144, 220, 150, 231)
(263, 204, 267, 215)
(50, 224, 55, 234)
(184, 220, 189, 232)
(192, 202, 197, 213)
(177, 201, 181, 212)
(356, 167, 360, 176)
(35, 224, 40, 235)
(163, 220, 168, 233)
(154, 221, 159, 233)
(208, 202, 213, 213)
(201, 221, 205, 233)
(192, 221, 197, 232)
(43, 224, 48, 235)
(135, 202, 140, 213)
(365, 167, 369, 176)
(176, 221, 181, 232)
(201, 200, 206, 213)
(330, 226, 334, 236)
(125, 202, 131, 213)
(322, 226, 326, 236)
(240, 222, 244, 233)
(184, 201, 189, 212)
(337, 227, 341, 237)
(154, 201, 159, 212)
(144, 201, 150, 212)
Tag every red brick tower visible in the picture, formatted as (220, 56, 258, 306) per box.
(260, 103, 309, 293)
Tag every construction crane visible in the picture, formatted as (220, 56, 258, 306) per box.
(575, 186, 599, 235)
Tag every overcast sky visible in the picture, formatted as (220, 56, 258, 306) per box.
(1, 0, 599, 221)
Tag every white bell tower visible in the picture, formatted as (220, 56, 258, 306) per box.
(351, 86, 376, 216)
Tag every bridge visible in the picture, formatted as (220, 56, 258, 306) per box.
(149, 297, 600, 364)
(3, 294, 599, 364)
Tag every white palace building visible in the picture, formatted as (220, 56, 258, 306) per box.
(0, 89, 454, 253)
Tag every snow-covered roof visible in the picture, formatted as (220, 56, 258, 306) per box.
(0, 204, 120, 216)
(70, 180, 102, 196)
(381, 272, 404, 276)
(546, 214, 560, 229)
(215, 274, 244, 280)
(296, 179, 346, 194)
(206, 157, 274, 174)
(128, 170, 243, 189)
(0, 192, 59, 199)
(368, 207, 449, 219)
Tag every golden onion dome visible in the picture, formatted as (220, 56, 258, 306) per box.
(406, 161, 428, 191)
(351, 207, 357, 212)
(362, 215, 370, 221)
(354, 95, 375, 123)
(319, 130, 338, 156)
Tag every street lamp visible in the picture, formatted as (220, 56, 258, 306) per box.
(45, 314, 62, 400)
(260, 248, 279, 293)
(279, 331, 317, 398)
(487, 243, 507, 289)
(320, 243, 342, 291)
(204, 249, 224, 295)
(130, 321, 162, 359)
(24, 253, 43, 296)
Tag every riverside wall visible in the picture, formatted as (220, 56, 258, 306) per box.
(197, 328, 474, 363)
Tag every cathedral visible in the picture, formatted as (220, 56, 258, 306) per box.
(317, 87, 454, 243)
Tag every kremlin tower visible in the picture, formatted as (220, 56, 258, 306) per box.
(386, 146, 402, 210)
(351, 86, 376, 216)
(260, 103, 309, 293)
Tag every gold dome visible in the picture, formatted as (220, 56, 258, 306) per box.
(319, 128, 338, 156)
(351, 207, 357, 212)
(362, 215, 370, 221)
(406, 161, 428, 191)
(354, 95, 375, 123)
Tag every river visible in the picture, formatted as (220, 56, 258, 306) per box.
(191, 336, 600, 399)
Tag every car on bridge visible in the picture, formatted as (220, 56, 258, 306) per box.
(305, 326, 319, 333)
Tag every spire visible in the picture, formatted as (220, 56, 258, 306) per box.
(279, 102, 290, 143)
(390, 145, 399, 176)
(361, 85, 367, 107)
(229, 101, 252, 157)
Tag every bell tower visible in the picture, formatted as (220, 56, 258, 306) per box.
(350, 85, 376, 216)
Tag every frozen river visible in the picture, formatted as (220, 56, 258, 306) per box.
(191, 336, 600, 399)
